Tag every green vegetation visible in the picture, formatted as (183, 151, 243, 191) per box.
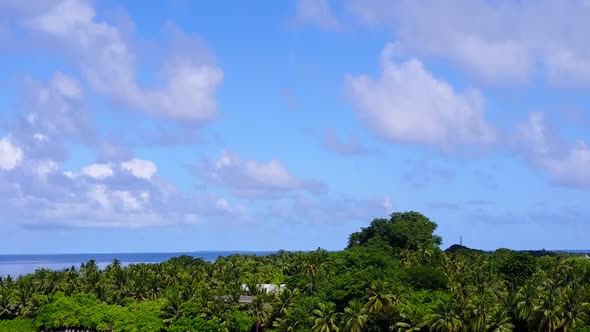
(0, 211, 588, 331)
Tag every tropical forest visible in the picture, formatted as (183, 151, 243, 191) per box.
(0, 211, 588, 332)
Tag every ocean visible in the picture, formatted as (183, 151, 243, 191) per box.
(0, 251, 274, 277)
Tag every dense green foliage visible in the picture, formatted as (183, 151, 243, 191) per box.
(348, 212, 442, 250)
(0, 211, 588, 332)
(0, 318, 35, 331)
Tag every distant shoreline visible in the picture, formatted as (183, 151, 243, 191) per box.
(0, 251, 277, 277)
(0, 250, 279, 256)
(1, 248, 589, 256)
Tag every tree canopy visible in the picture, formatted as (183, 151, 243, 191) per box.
(347, 211, 442, 250)
(0, 211, 589, 332)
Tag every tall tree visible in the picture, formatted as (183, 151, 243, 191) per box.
(348, 212, 442, 250)
(341, 299, 367, 332)
(429, 301, 463, 332)
(364, 281, 395, 314)
(396, 304, 429, 332)
(248, 295, 272, 332)
(312, 302, 340, 332)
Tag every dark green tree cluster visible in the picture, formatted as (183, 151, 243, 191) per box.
(0, 211, 588, 332)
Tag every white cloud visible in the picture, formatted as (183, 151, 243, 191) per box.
(383, 196, 393, 212)
(0, 138, 23, 171)
(11, 72, 95, 163)
(183, 214, 200, 225)
(77, 159, 156, 180)
(0, 155, 248, 228)
(295, 0, 341, 30)
(111, 190, 143, 211)
(198, 150, 327, 198)
(0, 4, 251, 230)
(543, 143, 590, 188)
(347, 0, 590, 85)
(63, 171, 76, 179)
(50, 71, 83, 99)
(81, 163, 113, 179)
(346, 43, 495, 148)
(0, 68, 247, 229)
(33, 133, 48, 142)
(9, 72, 134, 164)
(122, 158, 157, 180)
(32, 72, 88, 137)
(22, 0, 223, 122)
(32, 160, 59, 180)
(518, 112, 590, 189)
(88, 184, 112, 210)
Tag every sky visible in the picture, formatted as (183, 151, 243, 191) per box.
(0, 0, 589, 254)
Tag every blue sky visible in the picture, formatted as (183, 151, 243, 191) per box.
(1, 0, 590, 254)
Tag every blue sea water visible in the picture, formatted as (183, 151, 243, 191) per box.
(0, 251, 274, 277)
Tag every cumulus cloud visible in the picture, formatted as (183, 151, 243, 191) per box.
(121, 159, 157, 180)
(517, 112, 590, 189)
(17, 73, 91, 154)
(13, 0, 222, 122)
(0, 154, 248, 228)
(196, 150, 327, 198)
(0, 72, 243, 229)
(8, 72, 130, 162)
(346, 43, 495, 148)
(81, 163, 114, 179)
(347, 0, 590, 85)
(294, 0, 341, 30)
(0, 137, 23, 171)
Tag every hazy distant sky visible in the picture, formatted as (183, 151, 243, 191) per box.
(1, 0, 589, 253)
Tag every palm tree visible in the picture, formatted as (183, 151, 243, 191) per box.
(485, 308, 514, 332)
(399, 249, 415, 267)
(416, 243, 434, 265)
(80, 260, 101, 294)
(129, 266, 149, 300)
(364, 281, 394, 314)
(341, 299, 367, 332)
(560, 286, 589, 332)
(26, 293, 48, 318)
(305, 257, 321, 294)
(311, 302, 339, 332)
(94, 278, 109, 303)
(429, 301, 463, 332)
(468, 280, 499, 332)
(161, 288, 184, 324)
(15, 277, 35, 318)
(396, 304, 428, 332)
(108, 261, 129, 303)
(536, 306, 562, 332)
(273, 316, 300, 332)
(64, 267, 80, 296)
(534, 278, 563, 332)
(180, 278, 201, 303)
(515, 281, 537, 325)
(248, 294, 272, 332)
(274, 287, 300, 318)
(0, 278, 17, 319)
(35, 269, 63, 295)
(273, 255, 291, 275)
